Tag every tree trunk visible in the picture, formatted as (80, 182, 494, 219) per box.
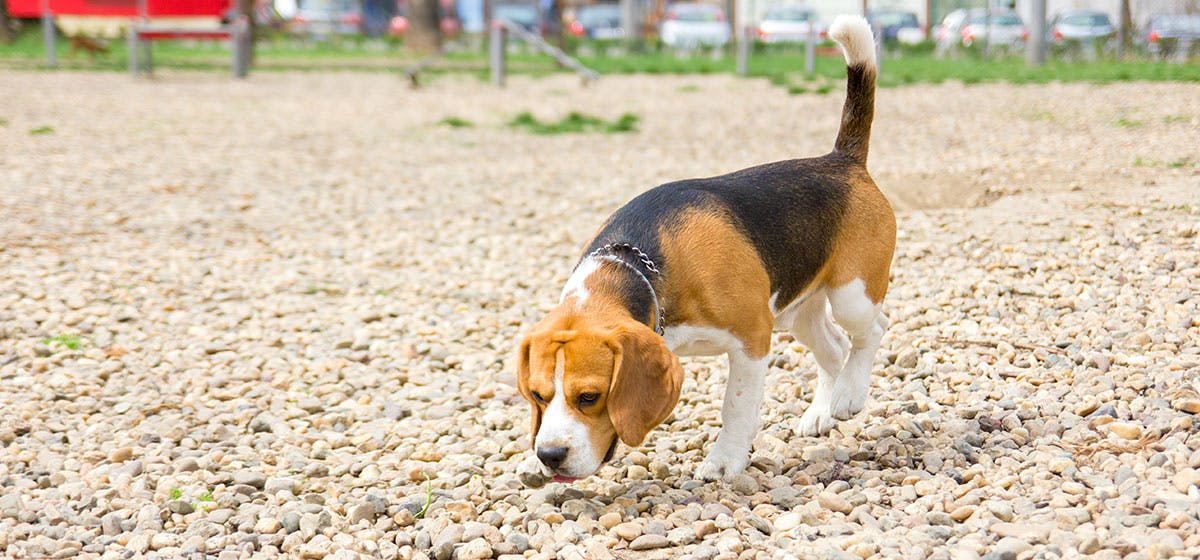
(407, 0, 442, 54)
(1, 0, 14, 45)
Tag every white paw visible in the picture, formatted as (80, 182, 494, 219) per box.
(696, 445, 750, 482)
(797, 403, 838, 436)
(829, 383, 868, 420)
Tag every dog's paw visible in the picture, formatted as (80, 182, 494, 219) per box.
(797, 404, 838, 436)
(696, 447, 750, 482)
(829, 388, 867, 420)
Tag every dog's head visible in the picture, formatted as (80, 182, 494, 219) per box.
(516, 310, 683, 481)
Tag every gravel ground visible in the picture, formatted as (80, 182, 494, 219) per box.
(1, 71, 1199, 560)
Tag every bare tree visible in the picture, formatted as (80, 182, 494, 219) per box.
(407, 0, 443, 53)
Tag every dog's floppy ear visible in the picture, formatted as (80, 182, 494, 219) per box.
(516, 335, 542, 448)
(605, 323, 684, 448)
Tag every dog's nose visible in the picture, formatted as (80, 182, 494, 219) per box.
(536, 446, 568, 470)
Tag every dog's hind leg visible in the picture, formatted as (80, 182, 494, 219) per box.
(790, 290, 851, 436)
(827, 279, 886, 421)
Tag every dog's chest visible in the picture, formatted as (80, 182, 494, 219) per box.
(662, 325, 743, 357)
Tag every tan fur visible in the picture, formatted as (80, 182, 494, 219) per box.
(657, 210, 775, 359)
(823, 173, 896, 302)
(517, 301, 682, 452)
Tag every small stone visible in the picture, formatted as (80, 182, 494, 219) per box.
(667, 526, 696, 546)
(629, 535, 669, 551)
(233, 471, 267, 489)
(990, 522, 1050, 543)
(1108, 422, 1142, 440)
(101, 512, 124, 535)
(927, 511, 955, 526)
(1173, 399, 1200, 414)
(745, 515, 772, 535)
(775, 512, 803, 532)
(817, 492, 853, 515)
(167, 500, 194, 515)
(109, 447, 133, 463)
(598, 512, 621, 530)
(255, 517, 282, 534)
(1172, 469, 1199, 493)
(150, 533, 180, 550)
(950, 506, 976, 522)
(281, 512, 301, 533)
(300, 535, 332, 559)
(457, 538, 492, 560)
(987, 502, 1014, 522)
(995, 537, 1031, 556)
(347, 503, 375, 525)
(730, 474, 759, 494)
(265, 477, 297, 495)
(896, 348, 919, 368)
(613, 522, 641, 541)
(174, 457, 200, 473)
(627, 465, 650, 480)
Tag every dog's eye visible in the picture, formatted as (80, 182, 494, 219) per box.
(577, 392, 600, 407)
(531, 392, 547, 404)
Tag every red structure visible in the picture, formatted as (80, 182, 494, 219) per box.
(7, 0, 231, 18)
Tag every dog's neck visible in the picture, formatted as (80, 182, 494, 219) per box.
(565, 257, 662, 334)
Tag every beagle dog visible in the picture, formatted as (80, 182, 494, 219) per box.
(517, 16, 895, 483)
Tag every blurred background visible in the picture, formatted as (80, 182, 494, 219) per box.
(0, 0, 1197, 78)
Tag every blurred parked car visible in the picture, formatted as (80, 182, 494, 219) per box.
(1050, 9, 1115, 44)
(867, 10, 921, 44)
(661, 3, 730, 47)
(756, 6, 823, 44)
(1145, 14, 1200, 57)
(569, 3, 624, 39)
(493, 2, 539, 32)
(292, 0, 363, 37)
(935, 8, 1025, 49)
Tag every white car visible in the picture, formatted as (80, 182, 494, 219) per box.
(660, 3, 731, 48)
(756, 6, 824, 43)
(936, 8, 1026, 50)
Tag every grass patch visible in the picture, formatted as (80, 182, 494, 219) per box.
(1114, 116, 1143, 128)
(677, 84, 701, 93)
(0, 118, 8, 126)
(508, 111, 639, 134)
(438, 116, 474, 128)
(29, 125, 55, 135)
(198, 490, 215, 502)
(169, 488, 183, 500)
(1168, 158, 1195, 168)
(1164, 114, 1191, 124)
(43, 334, 83, 350)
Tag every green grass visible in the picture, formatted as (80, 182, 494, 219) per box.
(414, 473, 433, 519)
(1114, 116, 1143, 128)
(437, 116, 474, 128)
(508, 111, 639, 134)
(169, 488, 183, 500)
(29, 125, 54, 135)
(42, 334, 83, 350)
(0, 118, 7, 126)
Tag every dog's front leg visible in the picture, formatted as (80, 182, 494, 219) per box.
(697, 350, 768, 482)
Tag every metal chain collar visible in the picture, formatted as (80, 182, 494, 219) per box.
(588, 243, 667, 336)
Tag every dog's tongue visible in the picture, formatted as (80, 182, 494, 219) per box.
(552, 475, 578, 483)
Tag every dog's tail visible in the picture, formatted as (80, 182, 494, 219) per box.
(828, 16, 877, 163)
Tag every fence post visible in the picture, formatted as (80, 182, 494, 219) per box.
(1026, 0, 1046, 67)
(805, 21, 815, 74)
(873, 19, 882, 75)
(232, 16, 251, 78)
(490, 21, 506, 87)
(41, 7, 55, 68)
(736, 25, 750, 76)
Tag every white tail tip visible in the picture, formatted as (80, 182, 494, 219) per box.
(828, 15, 876, 69)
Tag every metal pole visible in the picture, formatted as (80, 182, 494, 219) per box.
(1025, 0, 1045, 66)
(128, 27, 138, 77)
(736, 24, 749, 76)
(490, 22, 506, 86)
(983, 1, 991, 59)
(805, 19, 815, 74)
(620, 0, 634, 45)
(41, 0, 55, 68)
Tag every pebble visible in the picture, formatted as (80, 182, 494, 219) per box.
(817, 492, 853, 515)
(613, 522, 641, 541)
(629, 534, 670, 550)
(1108, 422, 1143, 440)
